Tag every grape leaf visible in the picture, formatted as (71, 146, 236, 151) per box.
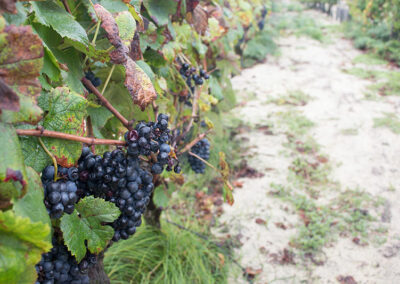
(32, 1, 88, 45)
(153, 186, 169, 208)
(38, 87, 88, 168)
(31, 22, 85, 93)
(12, 167, 51, 243)
(94, 4, 157, 110)
(0, 123, 28, 207)
(19, 87, 88, 170)
(115, 11, 136, 46)
(0, 210, 52, 284)
(0, 23, 44, 124)
(143, 0, 178, 26)
(60, 196, 120, 262)
(18, 125, 51, 174)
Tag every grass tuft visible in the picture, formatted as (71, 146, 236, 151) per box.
(104, 222, 229, 284)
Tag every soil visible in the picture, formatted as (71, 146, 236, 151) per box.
(213, 7, 400, 284)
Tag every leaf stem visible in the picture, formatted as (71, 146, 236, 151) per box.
(17, 129, 126, 146)
(101, 64, 115, 95)
(81, 77, 130, 129)
(38, 137, 58, 181)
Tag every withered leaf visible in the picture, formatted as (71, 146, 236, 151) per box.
(186, 0, 199, 13)
(94, 4, 156, 110)
(192, 5, 208, 35)
(129, 31, 143, 61)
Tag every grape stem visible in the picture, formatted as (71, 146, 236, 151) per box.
(16, 129, 126, 146)
(177, 130, 211, 155)
(81, 77, 131, 130)
(188, 151, 217, 171)
(38, 137, 58, 181)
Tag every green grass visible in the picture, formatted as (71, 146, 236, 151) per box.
(104, 222, 229, 284)
(278, 111, 315, 135)
(340, 128, 359, 135)
(374, 113, 400, 134)
(368, 71, 400, 96)
(353, 54, 387, 66)
(267, 90, 313, 106)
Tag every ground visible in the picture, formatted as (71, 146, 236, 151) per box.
(213, 5, 400, 284)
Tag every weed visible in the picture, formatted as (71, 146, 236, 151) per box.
(374, 113, 400, 134)
(340, 128, 359, 135)
(267, 90, 313, 106)
(104, 222, 229, 284)
(278, 111, 314, 135)
(353, 54, 387, 66)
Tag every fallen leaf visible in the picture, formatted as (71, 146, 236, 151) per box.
(336, 275, 357, 284)
(244, 267, 262, 280)
(255, 218, 266, 225)
(232, 180, 243, 188)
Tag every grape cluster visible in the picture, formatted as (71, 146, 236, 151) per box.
(84, 71, 101, 92)
(76, 146, 154, 241)
(188, 138, 210, 174)
(125, 113, 180, 174)
(41, 165, 79, 219)
(179, 63, 210, 105)
(35, 238, 96, 284)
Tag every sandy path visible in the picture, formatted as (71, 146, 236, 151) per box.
(214, 7, 400, 284)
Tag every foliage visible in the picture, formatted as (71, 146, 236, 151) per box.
(104, 221, 228, 284)
(0, 0, 271, 282)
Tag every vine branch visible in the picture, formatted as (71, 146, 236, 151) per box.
(16, 129, 126, 146)
(81, 77, 131, 129)
(178, 130, 211, 155)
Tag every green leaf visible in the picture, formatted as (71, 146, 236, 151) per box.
(12, 167, 51, 243)
(32, 1, 89, 45)
(99, 0, 128, 13)
(153, 186, 168, 208)
(60, 196, 120, 262)
(208, 76, 224, 100)
(143, 0, 177, 26)
(88, 106, 113, 132)
(115, 11, 136, 46)
(20, 87, 88, 169)
(42, 47, 61, 81)
(64, 38, 110, 62)
(18, 125, 51, 174)
(0, 210, 51, 284)
(0, 123, 27, 204)
(32, 23, 84, 93)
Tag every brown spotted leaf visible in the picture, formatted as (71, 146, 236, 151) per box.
(0, 24, 44, 124)
(19, 87, 88, 171)
(94, 4, 157, 110)
(192, 5, 208, 35)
